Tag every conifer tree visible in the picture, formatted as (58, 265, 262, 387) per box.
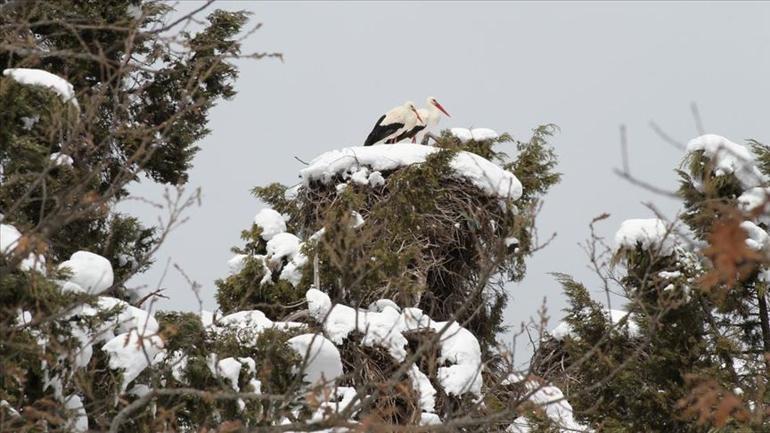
(0, 2, 277, 431)
(533, 134, 770, 432)
(0, 0, 250, 290)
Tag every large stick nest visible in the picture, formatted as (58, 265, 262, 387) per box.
(293, 148, 525, 346)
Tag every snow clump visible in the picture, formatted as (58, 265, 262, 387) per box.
(614, 218, 676, 256)
(3, 68, 79, 109)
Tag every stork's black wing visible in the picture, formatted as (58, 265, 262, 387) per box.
(393, 124, 426, 143)
(364, 115, 403, 146)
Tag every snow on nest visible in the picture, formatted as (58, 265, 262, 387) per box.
(450, 127, 499, 142)
(58, 251, 114, 294)
(1, 223, 46, 274)
(686, 134, 765, 188)
(550, 308, 639, 341)
(614, 218, 676, 256)
(300, 386, 360, 428)
(300, 143, 522, 201)
(408, 365, 437, 413)
(306, 288, 482, 403)
(506, 374, 593, 433)
(287, 333, 344, 385)
(3, 68, 79, 109)
(254, 208, 287, 241)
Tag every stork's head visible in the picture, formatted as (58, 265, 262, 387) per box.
(405, 101, 424, 124)
(427, 96, 451, 117)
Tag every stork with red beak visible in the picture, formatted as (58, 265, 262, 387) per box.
(363, 101, 424, 146)
(392, 96, 451, 143)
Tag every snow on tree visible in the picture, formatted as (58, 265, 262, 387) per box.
(0, 2, 603, 432)
(532, 133, 770, 432)
(0, 1, 273, 431)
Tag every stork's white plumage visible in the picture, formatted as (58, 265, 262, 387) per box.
(363, 101, 423, 146)
(394, 97, 451, 143)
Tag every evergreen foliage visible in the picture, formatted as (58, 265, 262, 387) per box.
(0, 0, 247, 285)
(533, 134, 770, 432)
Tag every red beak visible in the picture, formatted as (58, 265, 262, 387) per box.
(413, 107, 424, 124)
(434, 101, 451, 117)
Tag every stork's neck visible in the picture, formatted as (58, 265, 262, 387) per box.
(424, 104, 442, 126)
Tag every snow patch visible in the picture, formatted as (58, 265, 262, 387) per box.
(168, 350, 189, 383)
(739, 187, 770, 224)
(58, 251, 114, 294)
(287, 333, 344, 385)
(215, 310, 305, 347)
(614, 218, 675, 256)
(98, 296, 159, 337)
(450, 127, 499, 142)
(350, 167, 370, 185)
(507, 374, 592, 433)
(368, 171, 385, 187)
(21, 115, 39, 130)
(63, 394, 88, 433)
(350, 211, 365, 228)
(207, 355, 244, 391)
(227, 254, 248, 275)
(741, 221, 769, 252)
(257, 231, 309, 287)
(3, 68, 79, 108)
(50, 152, 74, 167)
(266, 233, 301, 262)
(1, 223, 46, 274)
(306, 289, 483, 398)
(300, 143, 522, 201)
(102, 330, 164, 393)
(658, 270, 682, 279)
(408, 364, 437, 413)
(279, 252, 308, 287)
(686, 134, 765, 188)
(254, 208, 287, 241)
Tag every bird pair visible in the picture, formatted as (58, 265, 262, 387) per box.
(363, 97, 451, 147)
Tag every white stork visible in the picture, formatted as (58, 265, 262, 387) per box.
(363, 101, 423, 146)
(392, 96, 451, 143)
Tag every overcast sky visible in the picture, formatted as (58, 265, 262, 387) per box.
(124, 1, 770, 363)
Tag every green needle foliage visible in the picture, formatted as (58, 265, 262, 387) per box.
(533, 136, 770, 432)
(0, 0, 249, 287)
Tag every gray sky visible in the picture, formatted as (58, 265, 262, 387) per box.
(124, 1, 770, 363)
